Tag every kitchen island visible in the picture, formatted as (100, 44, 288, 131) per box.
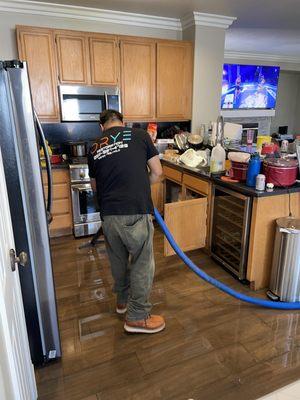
(160, 158, 300, 290)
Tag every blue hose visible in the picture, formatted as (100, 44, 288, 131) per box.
(154, 208, 300, 310)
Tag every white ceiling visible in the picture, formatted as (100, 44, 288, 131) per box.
(33, 0, 300, 57)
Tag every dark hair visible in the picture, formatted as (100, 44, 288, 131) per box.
(99, 109, 123, 125)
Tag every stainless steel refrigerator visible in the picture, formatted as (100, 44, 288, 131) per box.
(0, 60, 61, 365)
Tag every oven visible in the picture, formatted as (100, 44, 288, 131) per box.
(69, 164, 101, 237)
(59, 85, 121, 122)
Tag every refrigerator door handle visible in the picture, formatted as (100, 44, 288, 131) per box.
(104, 90, 108, 110)
(34, 110, 53, 224)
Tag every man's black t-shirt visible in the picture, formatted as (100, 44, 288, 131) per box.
(88, 126, 158, 217)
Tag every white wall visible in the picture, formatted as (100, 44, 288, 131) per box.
(224, 56, 300, 72)
(270, 71, 300, 134)
(0, 11, 181, 60)
(293, 81, 300, 134)
(183, 25, 226, 132)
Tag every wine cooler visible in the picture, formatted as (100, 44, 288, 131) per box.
(210, 185, 252, 280)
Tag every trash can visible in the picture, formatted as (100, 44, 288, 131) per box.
(268, 217, 300, 302)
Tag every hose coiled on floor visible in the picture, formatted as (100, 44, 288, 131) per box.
(154, 208, 300, 310)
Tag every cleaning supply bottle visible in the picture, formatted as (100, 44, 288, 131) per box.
(210, 143, 225, 173)
(246, 153, 261, 187)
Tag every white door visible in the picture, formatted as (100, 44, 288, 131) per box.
(0, 147, 37, 400)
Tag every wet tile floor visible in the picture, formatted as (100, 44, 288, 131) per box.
(35, 229, 300, 400)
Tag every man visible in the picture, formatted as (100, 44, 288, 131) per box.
(88, 109, 165, 334)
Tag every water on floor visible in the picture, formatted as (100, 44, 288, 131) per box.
(35, 229, 300, 400)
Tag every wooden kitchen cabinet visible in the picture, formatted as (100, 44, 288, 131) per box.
(156, 41, 193, 120)
(164, 197, 207, 256)
(120, 38, 156, 120)
(162, 164, 208, 256)
(247, 193, 300, 290)
(89, 34, 119, 85)
(55, 31, 90, 84)
(151, 181, 164, 214)
(16, 25, 194, 122)
(16, 26, 59, 121)
(42, 169, 73, 237)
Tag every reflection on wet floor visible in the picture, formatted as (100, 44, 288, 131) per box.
(36, 230, 300, 400)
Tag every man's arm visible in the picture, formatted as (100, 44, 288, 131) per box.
(147, 155, 163, 185)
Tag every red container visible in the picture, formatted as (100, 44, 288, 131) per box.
(261, 143, 279, 155)
(263, 158, 299, 187)
(51, 154, 63, 164)
(230, 161, 249, 182)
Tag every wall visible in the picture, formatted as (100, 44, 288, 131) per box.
(270, 71, 300, 134)
(0, 11, 181, 60)
(224, 56, 300, 72)
(294, 87, 300, 134)
(183, 25, 226, 132)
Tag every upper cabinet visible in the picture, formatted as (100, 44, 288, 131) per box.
(55, 32, 90, 84)
(89, 34, 119, 85)
(16, 26, 194, 122)
(157, 41, 193, 120)
(16, 26, 59, 121)
(120, 38, 156, 120)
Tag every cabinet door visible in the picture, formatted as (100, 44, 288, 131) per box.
(164, 198, 207, 256)
(120, 38, 156, 120)
(89, 35, 119, 85)
(157, 41, 193, 120)
(55, 32, 90, 84)
(42, 170, 73, 237)
(17, 27, 59, 121)
(151, 182, 164, 214)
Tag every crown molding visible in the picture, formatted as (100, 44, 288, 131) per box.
(0, 0, 182, 31)
(181, 12, 236, 30)
(221, 109, 275, 118)
(224, 51, 300, 64)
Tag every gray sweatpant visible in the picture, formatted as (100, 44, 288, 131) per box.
(102, 214, 155, 321)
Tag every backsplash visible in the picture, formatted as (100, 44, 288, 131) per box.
(42, 121, 191, 145)
(224, 116, 272, 136)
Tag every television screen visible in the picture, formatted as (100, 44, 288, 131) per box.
(221, 64, 280, 109)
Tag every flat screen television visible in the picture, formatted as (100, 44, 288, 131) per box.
(221, 64, 280, 110)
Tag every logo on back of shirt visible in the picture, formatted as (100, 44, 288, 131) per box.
(91, 130, 132, 160)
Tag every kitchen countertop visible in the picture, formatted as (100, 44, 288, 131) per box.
(42, 162, 69, 169)
(161, 158, 300, 197)
(161, 158, 211, 181)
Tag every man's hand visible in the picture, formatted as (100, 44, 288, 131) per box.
(147, 155, 163, 185)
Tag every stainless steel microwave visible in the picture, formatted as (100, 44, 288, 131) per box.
(59, 85, 121, 122)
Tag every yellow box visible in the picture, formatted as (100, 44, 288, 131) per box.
(256, 135, 271, 150)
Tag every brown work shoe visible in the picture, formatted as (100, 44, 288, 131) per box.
(124, 315, 165, 334)
(116, 304, 127, 315)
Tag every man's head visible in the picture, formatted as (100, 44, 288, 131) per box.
(99, 109, 124, 131)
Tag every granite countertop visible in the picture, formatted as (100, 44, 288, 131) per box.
(161, 158, 300, 198)
(161, 158, 211, 180)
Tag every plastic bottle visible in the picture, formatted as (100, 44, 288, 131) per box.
(246, 153, 261, 187)
(210, 143, 225, 173)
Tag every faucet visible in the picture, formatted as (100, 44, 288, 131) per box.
(216, 115, 224, 146)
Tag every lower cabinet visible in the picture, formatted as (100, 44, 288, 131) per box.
(164, 196, 207, 256)
(151, 182, 164, 214)
(162, 165, 209, 257)
(42, 169, 73, 237)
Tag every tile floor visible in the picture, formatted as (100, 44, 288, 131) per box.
(36, 229, 300, 400)
(258, 379, 300, 399)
